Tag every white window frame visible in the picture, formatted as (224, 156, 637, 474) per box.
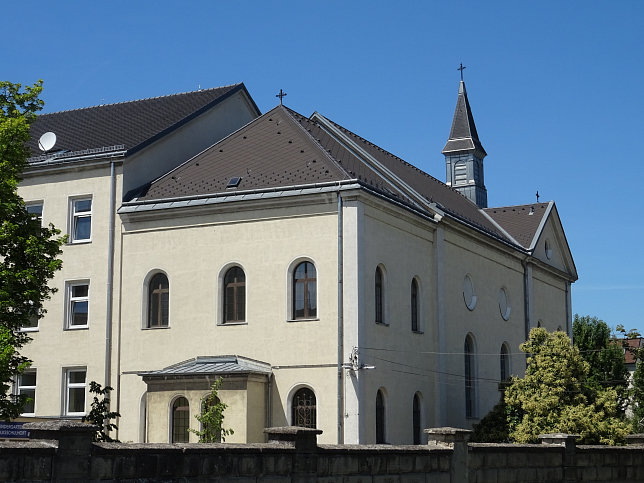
(65, 280, 90, 330)
(63, 367, 87, 416)
(16, 369, 37, 416)
(69, 196, 92, 243)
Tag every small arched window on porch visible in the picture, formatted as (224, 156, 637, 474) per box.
(171, 396, 189, 443)
(292, 387, 316, 428)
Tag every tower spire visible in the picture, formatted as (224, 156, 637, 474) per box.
(442, 78, 488, 208)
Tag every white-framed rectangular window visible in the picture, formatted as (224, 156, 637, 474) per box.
(66, 281, 89, 329)
(20, 315, 39, 332)
(64, 368, 86, 416)
(25, 201, 43, 225)
(69, 197, 92, 243)
(17, 370, 37, 415)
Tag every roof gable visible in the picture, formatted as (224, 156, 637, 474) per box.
(27, 84, 254, 161)
(485, 202, 577, 279)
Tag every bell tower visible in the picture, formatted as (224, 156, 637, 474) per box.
(442, 79, 488, 208)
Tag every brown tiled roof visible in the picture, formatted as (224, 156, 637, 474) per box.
(138, 105, 351, 200)
(484, 203, 550, 249)
(319, 114, 503, 236)
(27, 84, 252, 159)
(623, 338, 644, 365)
(137, 105, 509, 243)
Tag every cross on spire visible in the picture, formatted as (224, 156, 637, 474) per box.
(457, 63, 466, 81)
(276, 89, 287, 105)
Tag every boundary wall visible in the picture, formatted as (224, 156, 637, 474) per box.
(1, 421, 644, 482)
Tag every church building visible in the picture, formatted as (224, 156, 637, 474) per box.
(16, 80, 577, 444)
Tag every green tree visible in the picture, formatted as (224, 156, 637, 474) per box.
(0, 80, 65, 419)
(471, 397, 510, 443)
(82, 381, 121, 442)
(190, 378, 233, 442)
(573, 314, 629, 411)
(505, 327, 629, 444)
(615, 325, 644, 432)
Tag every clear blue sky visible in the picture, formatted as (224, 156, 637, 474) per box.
(6, 1, 644, 333)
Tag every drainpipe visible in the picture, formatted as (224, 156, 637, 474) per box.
(337, 191, 344, 444)
(522, 258, 532, 342)
(104, 161, 116, 426)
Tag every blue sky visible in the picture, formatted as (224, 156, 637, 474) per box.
(6, 1, 644, 334)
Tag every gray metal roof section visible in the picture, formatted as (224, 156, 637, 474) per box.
(138, 355, 272, 378)
(442, 81, 487, 156)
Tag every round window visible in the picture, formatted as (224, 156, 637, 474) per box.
(463, 275, 477, 311)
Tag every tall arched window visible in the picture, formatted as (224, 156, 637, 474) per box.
(148, 273, 169, 327)
(292, 387, 316, 428)
(293, 262, 317, 319)
(171, 396, 189, 443)
(413, 393, 422, 444)
(464, 335, 476, 418)
(375, 267, 384, 324)
(224, 266, 246, 323)
(376, 389, 386, 443)
(411, 278, 419, 332)
(500, 343, 510, 382)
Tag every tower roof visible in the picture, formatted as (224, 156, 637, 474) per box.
(442, 81, 486, 157)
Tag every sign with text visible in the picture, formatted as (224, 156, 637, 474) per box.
(0, 422, 29, 439)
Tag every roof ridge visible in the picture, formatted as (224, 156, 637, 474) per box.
(282, 106, 355, 180)
(326, 116, 481, 203)
(37, 83, 241, 116)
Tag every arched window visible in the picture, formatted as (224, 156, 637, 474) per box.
(293, 262, 316, 319)
(201, 394, 223, 442)
(376, 389, 386, 443)
(464, 335, 476, 418)
(413, 393, 422, 444)
(148, 273, 169, 327)
(411, 278, 419, 332)
(171, 397, 189, 443)
(375, 267, 384, 324)
(292, 387, 316, 428)
(500, 343, 510, 382)
(224, 266, 246, 323)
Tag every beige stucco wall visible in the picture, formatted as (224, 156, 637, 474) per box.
(117, 196, 340, 443)
(357, 199, 437, 444)
(142, 374, 266, 444)
(17, 163, 123, 419)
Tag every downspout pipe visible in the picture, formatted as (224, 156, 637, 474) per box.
(337, 191, 344, 444)
(105, 161, 116, 428)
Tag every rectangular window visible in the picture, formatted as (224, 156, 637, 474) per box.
(70, 197, 92, 242)
(26, 202, 43, 224)
(20, 315, 39, 332)
(17, 370, 37, 415)
(66, 281, 89, 329)
(64, 368, 86, 416)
